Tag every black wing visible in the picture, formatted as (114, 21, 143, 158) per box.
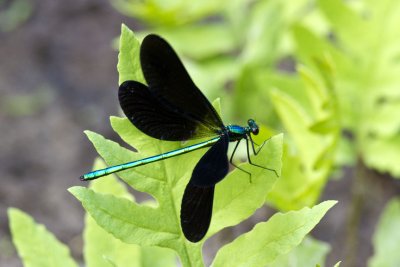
(191, 134, 229, 186)
(180, 182, 214, 242)
(119, 80, 208, 141)
(180, 135, 229, 242)
(140, 34, 224, 133)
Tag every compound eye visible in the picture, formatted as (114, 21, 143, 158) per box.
(252, 127, 259, 135)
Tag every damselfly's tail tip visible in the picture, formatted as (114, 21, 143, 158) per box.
(79, 175, 86, 181)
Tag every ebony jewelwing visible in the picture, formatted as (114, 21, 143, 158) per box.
(80, 34, 277, 242)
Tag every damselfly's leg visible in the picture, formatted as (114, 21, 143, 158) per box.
(246, 136, 278, 177)
(229, 139, 252, 179)
(249, 134, 272, 155)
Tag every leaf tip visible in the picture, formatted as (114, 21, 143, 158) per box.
(319, 200, 338, 212)
(7, 207, 20, 219)
(120, 23, 133, 37)
(83, 129, 94, 137)
(68, 186, 86, 199)
(110, 115, 124, 125)
(274, 132, 284, 142)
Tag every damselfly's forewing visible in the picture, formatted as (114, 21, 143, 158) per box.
(118, 34, 229, 242)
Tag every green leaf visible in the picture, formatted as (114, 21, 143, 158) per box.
(297, 66, 330, 119)
(267, 65, 339, 211)
(111, 0, 226, 27)
(368, 197, 400, 267)
(291, 24, 356, 130)
(318, 0, 370, 54)
(267, 236, 330, 267)
(241, 0, 285, 66)
(72, 115, 283, 266)
(211, 201, 337, 267)
(304, 0, 400, 177)
(70, 186, 179, 245)
(270, 88, 323, 169)
(209, 134, 283, 236)
(0, 0, 32, 32)
(232, 67, 279, 126)
(309, 116, 339, 135)
(8, 208, 78, 267)
(141, 24, 236, 60)
(73, 25, 283, 266)
(362, 135, 400, 177)
(117, 24, 144, 85)
(84, 159, 176, 267)
(333, 261, 342, 267)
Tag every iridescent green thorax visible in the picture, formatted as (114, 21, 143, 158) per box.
(226, 125, 247, 135)
(224, 125, 248, 142)
(224, 119, 259, 142)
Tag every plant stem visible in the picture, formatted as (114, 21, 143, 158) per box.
(345, 158, 365, 266)
(175, 240, 204, 267)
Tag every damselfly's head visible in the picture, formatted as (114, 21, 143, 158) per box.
(247, 119, 259, 135)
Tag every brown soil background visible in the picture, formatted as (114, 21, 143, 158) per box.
(1, 0, 131, 265)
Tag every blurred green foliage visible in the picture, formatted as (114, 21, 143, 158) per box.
(111, 0, 400, 208)
(267, 236, 330, 267)
(0, 0, 32, 32)
(369, 198, 400, 267)
(0, 85, 54, 117)
(8, 208, 78, 267)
